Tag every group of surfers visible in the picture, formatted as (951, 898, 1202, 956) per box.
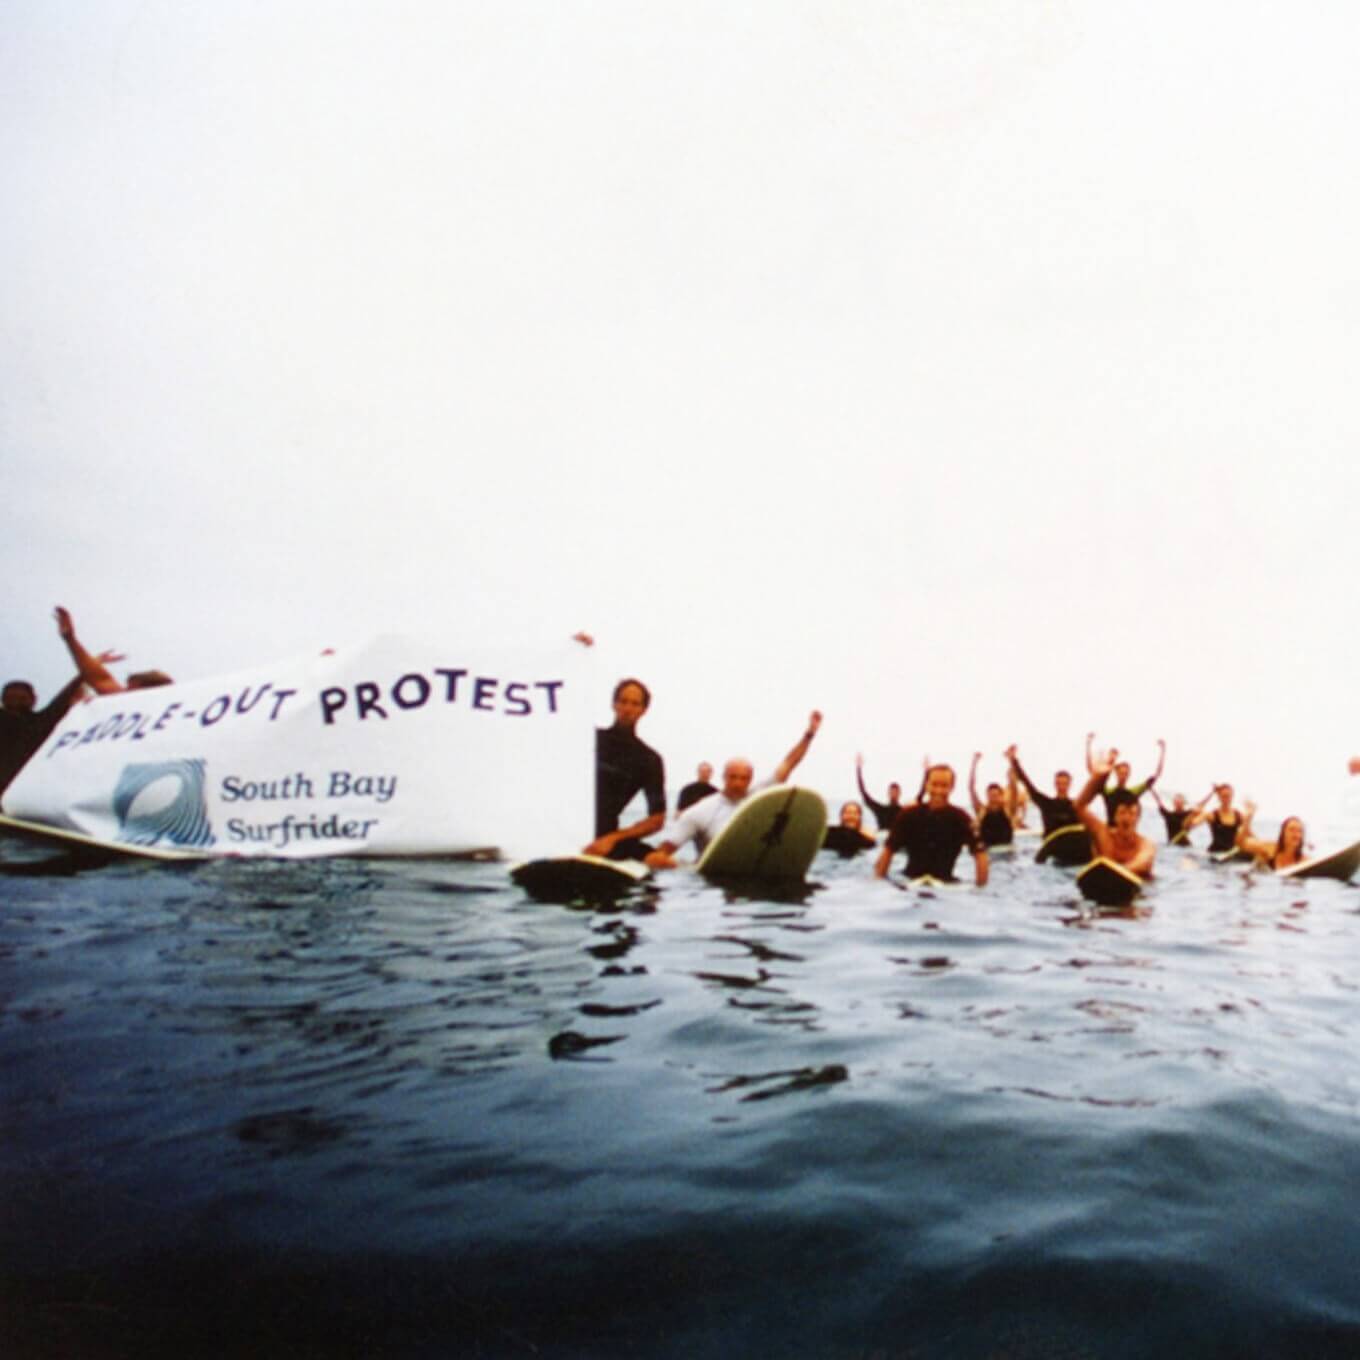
(588, 677, 1317, 887)
(0, 623, 1331, 884)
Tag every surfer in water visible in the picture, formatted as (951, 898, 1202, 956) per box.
(676, 763, 717, 812)
(854, 755, 902, 832)
(823, 801, 877, 856)
(873, 764, 989, 886)
(1235, 804, 1307, 871)
(968, 753, 1018, 847)
(0, 673, 86, 796)
(1086, 734, 1164, 824)
(1182, 783, 1245, 854)
(585, 678, 668, 862)
(1004, 746, 1079, 836)
(1149, 786, 1214, 845)
(643, 711, 822, 868)
(1074, 751, 1156, 877)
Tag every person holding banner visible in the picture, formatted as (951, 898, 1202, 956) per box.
(586, 678, 668, 862)
(1, 625, 90, 795)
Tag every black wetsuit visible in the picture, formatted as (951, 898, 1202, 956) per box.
(855, 769, 901, 832)
(676, 780, 717, 812)
(822, 825, 876, 857)
(595, 724, 665, 857)
(977, 808, 1014, 847)
(1010, 758, 1079, 836)
(1101, 779, 1153, 824)
(1159, 808, 1192, 843)
(885, 804, 983, 881)
(0, 679, 82, 796)
(1207, 810, 1241, 853)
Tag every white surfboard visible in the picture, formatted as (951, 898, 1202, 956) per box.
(697, 786, 827, 882)
(0, 812, 211, 863)
(1278, 839, 1360, 882)
(509, 854, 650, 901)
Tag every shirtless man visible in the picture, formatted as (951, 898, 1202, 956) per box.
(874, 764, 989, 886)
(1075, 751, 1156, 877)
(586, 678, 667, 861)
(644, 712, 821, 869)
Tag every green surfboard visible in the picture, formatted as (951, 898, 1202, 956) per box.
(697, 786, 826, 882)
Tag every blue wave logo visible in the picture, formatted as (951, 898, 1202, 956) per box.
(112, 760, 215, 848)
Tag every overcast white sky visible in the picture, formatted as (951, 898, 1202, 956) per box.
(5, 2, 1359, 835)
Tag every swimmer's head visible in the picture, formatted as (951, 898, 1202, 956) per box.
(985, 783, 1005, 811)
(1113, 761, 1131, 785)
(1279, 817, 1305, 854)
(2, 681, 36, 714)
(697, 762, 713, 783)
(1216, 784, 1233, 805)
(611, 678, 650, 727)
(1112, 798, 1141, 833)
(839, 801, 863, 830)
(1054, 770, 1072, 797)
(887, 782, 902, 802)
(722, 758, 754, 802)
(923, 764, 955, 807)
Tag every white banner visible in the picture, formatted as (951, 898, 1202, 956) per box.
(2, 635, 595, 860)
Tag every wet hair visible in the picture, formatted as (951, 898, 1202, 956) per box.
(1107, 789, 1138, 816)
(1277, 817, 1305, 852)
(1054, 770, 1072, 782)
(986, 783, 1003, 796)
(612, 677, 651, 709)
(3, 680, 35, 701)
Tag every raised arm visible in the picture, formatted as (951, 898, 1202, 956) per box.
(1005, 746, 1043, 802)
(1074, 755, 1115, 858)
(1085, 732, 1097, 776)
(1005, 758, 1023, 825)
(1234, 801, 1276, 861)
(1184, 785, 1221, 829)
(773, 711, 822, 784)
(54, 606, 124, 696)
(1148, 738, 1166, 786)
(968, 752, 984, 816)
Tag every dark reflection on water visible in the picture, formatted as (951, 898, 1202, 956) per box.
(3, 839, 1360, 1356)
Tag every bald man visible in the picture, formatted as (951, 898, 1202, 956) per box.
(644, 712, 821, 869)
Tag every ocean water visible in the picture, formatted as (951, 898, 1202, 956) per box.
(4, 833, 1360, 1359)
